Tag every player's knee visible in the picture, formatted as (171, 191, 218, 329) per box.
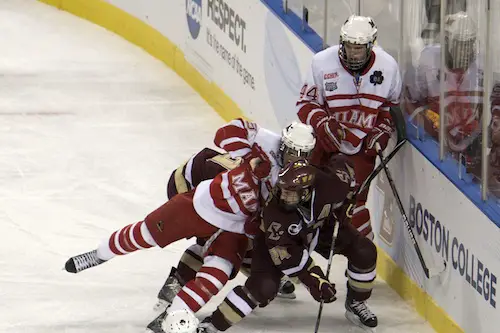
(245, 274, 279, 305)
(355, 237, 377, 268)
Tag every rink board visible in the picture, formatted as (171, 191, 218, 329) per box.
(38, 0, 500, 332)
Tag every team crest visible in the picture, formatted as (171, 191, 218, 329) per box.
(325, 81, 338, 91)
(288, 222, 303, 235)
(370, 70, 384, 85)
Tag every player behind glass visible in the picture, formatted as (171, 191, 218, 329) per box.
(192, 155, 378, 333)
(405, 12, 484, 177)
(296, 14, 402, 241)
(153, 120, 317, 312)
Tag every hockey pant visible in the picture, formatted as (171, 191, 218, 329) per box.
(347, 153, 376, 240)
(208, 221, 377, 331)
(94, 189, 248, 314)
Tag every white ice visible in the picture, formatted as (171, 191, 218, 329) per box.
(0, 1, 436, 332)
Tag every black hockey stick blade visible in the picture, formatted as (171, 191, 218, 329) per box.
(376, 145, 446, 279)
(358, 138, 407, 195)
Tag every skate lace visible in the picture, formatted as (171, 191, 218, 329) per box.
(74, 250, 102, 272)
(352, 301, 375, 320)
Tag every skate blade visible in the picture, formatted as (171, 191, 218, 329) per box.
(277, 292, 297, 300)
(345, 310, 377, 333)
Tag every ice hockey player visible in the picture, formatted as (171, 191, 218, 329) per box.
(405, 11, 483, 178)
(192, 155, 378, 333)
(153, 119, 317, 312)
(296, 14, 402, 241)
(63, 143, 270, 324)
(141, 119, 316, 332)
(64, 118, 316, 332)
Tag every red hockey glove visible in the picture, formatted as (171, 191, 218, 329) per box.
(244, 214, 261, 239)
(364, 119, 393, 156)
(298, 260, 336, 303)
(247, 144, 272, 180)
(314, 116, 345, 153)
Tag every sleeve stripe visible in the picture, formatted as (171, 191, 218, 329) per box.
(282, 249, 310, 276)
(184, 154, 196, 188)
(221, 172, 241, 214)
(214, 124, 248, 148)
(209, 175, 234, 214)
(306, 108, 327, 126)
(218, 137, 251, 152)
(297, 103, 326, 125)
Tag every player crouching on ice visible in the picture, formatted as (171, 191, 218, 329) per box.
(152, 123, 316, 313)
(192, 155, 378, 333)
(63, 119, 317, 332)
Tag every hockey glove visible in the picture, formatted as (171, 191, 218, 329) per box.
(298, 259, 336, 303)
(315, 116, 345, 153)
(244, 214, 261, 239)
(246, 144, 272, 180)
(364, 118, 393, 156)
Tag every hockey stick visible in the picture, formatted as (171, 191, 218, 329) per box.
(313, 216, 341, 333)
(357, 138, 407, 195)
(375, 143, 446, 279)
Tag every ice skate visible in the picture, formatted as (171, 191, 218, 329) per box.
(146, 309, 198, 333)
(145, 310, 168, 333)
(345, 298, 378, 332)
(64, 249, 106, 273)
(277, 277, 296, 299)
(154, 267, 183, 312)
(197, 317, 218, 333)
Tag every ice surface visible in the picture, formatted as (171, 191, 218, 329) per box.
(0, 1, 435, 332)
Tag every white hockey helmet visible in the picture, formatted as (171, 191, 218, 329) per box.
(161, 309, 199, 333)
(280, 121, 316, 165)
(339, 15, 377, 71)
(444, 12, 477, 70)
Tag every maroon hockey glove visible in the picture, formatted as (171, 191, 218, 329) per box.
(315, 116, 345, 153)
(364, 118, 393, 156)
(298, 260, 336, 303)
(247, 144, 271, 179)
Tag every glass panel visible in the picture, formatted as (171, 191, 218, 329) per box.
(399, 0, 437, 145)
(439, 1, 484, 184)
(299, 0, 357, 46)
(360, 0, 401, 61)
(487, 0, 500, 200)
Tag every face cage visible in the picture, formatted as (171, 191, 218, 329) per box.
(279, 144, 313, 166)
(277, 187, 311, 211)
(445, 37, 477, 70)
(339, 41, 373, 72)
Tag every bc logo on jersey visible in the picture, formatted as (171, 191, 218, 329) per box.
(186, 0, 202, 39)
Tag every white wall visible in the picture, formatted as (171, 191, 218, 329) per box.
(105, 0, 315, 132)
(368, 143, 500, 332)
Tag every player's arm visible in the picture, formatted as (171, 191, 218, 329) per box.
(261, 201, 336, 303)
(365, 63, 403, 155)
(213, 118, 259, 159)
(296, 58, 345, 153)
